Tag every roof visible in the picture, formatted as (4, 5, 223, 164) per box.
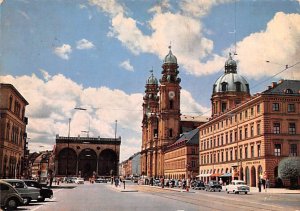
(0, 83, 29, 105)
(262, 80, 300, 95)
(173, 128, 199, 146)
(180, 115, 209, 122)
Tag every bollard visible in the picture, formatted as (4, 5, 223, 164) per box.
(258, 182, 261, 192)
(123, 181, 126, 189)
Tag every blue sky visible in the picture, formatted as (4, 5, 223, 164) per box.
(1, 0, 299, 161)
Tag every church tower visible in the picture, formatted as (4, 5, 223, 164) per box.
(157, 46, 181, 176)
(141, 70, 159, 176)
(211, 53, 251, 117)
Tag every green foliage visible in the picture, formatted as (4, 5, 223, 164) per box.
(278, 157, 300, 179)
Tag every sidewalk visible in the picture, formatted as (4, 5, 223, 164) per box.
(108, 184, 139, 192)
(249, 187, 300, 194)
(144, 185, 196, 193)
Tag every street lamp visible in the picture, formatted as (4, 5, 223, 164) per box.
(66, 118, 71, 177)
(74, 107, 90, 137)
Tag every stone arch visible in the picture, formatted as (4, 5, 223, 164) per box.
(251, 166, 256, 187)
(98, 149, 117, 176)
(78, 148, 97, 179)
(58, 148, 77, 176)
(245, 166, 250, 185)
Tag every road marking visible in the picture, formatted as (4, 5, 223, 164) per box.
(29, 189, 62, 211)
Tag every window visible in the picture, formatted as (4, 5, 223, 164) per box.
(222, 82, 227, 91)
(275, 144, 281, 156)
(251, 146, 254, 158)
(245, 147, 248, 158)
(288, 123, 296, 135)
(272, 103, 279, 111)
(235, 149, 237, 160)
(221, 136, 224, 145)
(290, 144, 297, 156)
(222, 102, 227, 112)
(239, 148, 242, 159)
(236, 82, 241, 92)
(226, 151, 228, 161)
(257, 123, 261, 135)
(245, 127, 248, 139)
(230, 150, 233, 161)
(0, 184, 9, 191)
(9, 96, 13, 110)
(169, 128, 173, 137)
(245, 110, 248, 118)
(251, 107, 254, 116)
(257, 145, 261, 157)
(257, 104, 260, 113)
(217, 152, 220, 163)
(288, 104, 295, 112)
(234, 131, 237, 142)
(273, 123, 280, 134)
(191, 160, 196, 168)
(230, 132, 233, 143)
(169, 100, 173, 109)
(221, 152, 224, 162)
(250, 126, 254, 137)
(192, 148, 196, 155)
(239, 129, 242, 140)
(225, 134, 228, 144)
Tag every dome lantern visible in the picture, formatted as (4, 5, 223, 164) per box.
(163, 45, 177, 64)
(224, 52, 237, 74)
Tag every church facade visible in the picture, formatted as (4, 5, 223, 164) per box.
(140, 47, 206, 179)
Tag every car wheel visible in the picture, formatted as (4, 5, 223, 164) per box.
(6, 198, 18, 210)
(245, 192, 248, 194)
(227, 191, 229, 194)
(37, 197, 45, 202)
(219, 189, 221, 192)
(24, 198, 31, 205)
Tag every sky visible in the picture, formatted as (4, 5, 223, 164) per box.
(0, 0, 299, 162)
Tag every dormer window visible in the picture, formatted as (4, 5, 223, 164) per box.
(235, 82, 241, 92)
(221, 82, 227, 92)
(284, 89, 293, 94)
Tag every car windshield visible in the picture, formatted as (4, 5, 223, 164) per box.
(236, 181, 245, 185)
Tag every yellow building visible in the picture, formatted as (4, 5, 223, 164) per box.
(0, 83, 29, 178)
(199, 55, 300, 187)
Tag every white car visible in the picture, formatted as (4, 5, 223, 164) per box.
(225, 180, 250, 194)
(74, 178, 84, 184)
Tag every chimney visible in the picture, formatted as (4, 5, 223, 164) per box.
(271, 82, 277, 88)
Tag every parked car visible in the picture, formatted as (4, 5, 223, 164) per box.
(193, 181, 205, 190)
(23, 180, 53, 202)
(2, 179, 41, 205)
(95, 178, 107, 183)
(225, 180, 250, 194)
(205, 180, 222, 192)
(0, 180, 24, 210)
(74, 178, 84, 184)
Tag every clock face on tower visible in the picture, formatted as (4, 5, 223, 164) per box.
(168, 91, 175, 99)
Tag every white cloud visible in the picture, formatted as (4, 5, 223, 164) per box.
(0, 0, 4, 5)
(119, 59, 134, 71)
(0, 73, 207, 161)
(76, 39, 95, 50)
(148, 0, 171, 14)
(91, 0, 227, 76)
(180, 0, 233, 18)
(234, 12, 300, 80)
(79, 4, 87, 9)
(54, 44, 72, 60)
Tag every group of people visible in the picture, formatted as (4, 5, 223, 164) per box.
(111, 176, 123, 187)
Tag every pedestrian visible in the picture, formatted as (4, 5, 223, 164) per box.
(266, 178, 270, 192)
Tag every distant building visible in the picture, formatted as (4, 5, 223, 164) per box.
(54, 135, 121, 179)
(29, 151, 53, 183)
(119, 152, 141, 178)
(0, 83, 29, 178)
(199, 54, 300, 188)
(164, 128, 199, 179)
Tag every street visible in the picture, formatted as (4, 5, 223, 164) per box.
(16, 181, 300, 211)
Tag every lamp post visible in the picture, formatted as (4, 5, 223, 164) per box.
(66, 118, 71, 177)
(114, 120, 118, 176)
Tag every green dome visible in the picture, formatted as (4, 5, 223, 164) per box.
(164, 46, 177, 64)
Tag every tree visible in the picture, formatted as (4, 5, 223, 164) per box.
(278, 157, 300, 189)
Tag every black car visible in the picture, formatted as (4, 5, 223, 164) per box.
(23, 180, 53, 202)
(193, 181, 205, 190)
(205, 180, 222, 192)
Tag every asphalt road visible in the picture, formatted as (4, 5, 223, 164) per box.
(16, 182, 300, 211)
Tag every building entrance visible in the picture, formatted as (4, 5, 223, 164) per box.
(78, 149, 97, 179)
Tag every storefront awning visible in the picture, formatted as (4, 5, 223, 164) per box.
(196, 174, 211, 177)
(220, 173, 232, 177)
(210, 173, 222, 177)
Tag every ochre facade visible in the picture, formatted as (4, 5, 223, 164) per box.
(0, 83, 28, 178)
